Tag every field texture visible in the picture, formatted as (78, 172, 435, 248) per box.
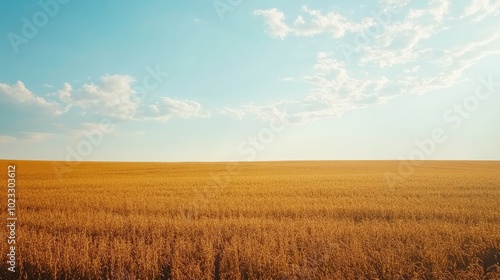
(1, 160, 499, 279)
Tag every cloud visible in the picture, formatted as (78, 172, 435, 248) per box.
(461, 0, 500, 22)
(222, 98, 354, 125)
(304, 54, 392, 99)
(380, 0, 411, 12)
(294, 6, 375, 38)
(253, 8, 290, 39)
(0, 81, 66, 115)
(57, 75, 139, 120)
(2, 2, 497, 132)
(223, 21, 499, 125)
(0, 132, 55, 143)
(1, 74, 212, 125)
(402, 33, 500, 95)
(222, 52, 396, 125)
(241, 103, 289, 123)
(403, 66, 421, 73)
(358, 0, 451, 68)
(55, 75, 212, 122)
(142, 97, 210, 121)
(253, 2, 454, 69)
(429, 0, 450, 22)
(254, 6, 375, 39)
(218, 107, 246, 120)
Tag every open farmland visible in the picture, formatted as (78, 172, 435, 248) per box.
(1, 160, 499, 279)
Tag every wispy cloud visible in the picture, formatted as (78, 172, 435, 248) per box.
(0, 132, 55, 143)
(222, 29, 499, 125)
(254, 6, 375, 39)
(243, 2, 500, 124)
(0, 81, 67, 115)
(461, 0, 500, 22)
(142, 97, 210, 121)
(2, 1, 499, 132)
(218, 107, 246, 120)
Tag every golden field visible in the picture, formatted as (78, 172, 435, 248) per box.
(1, 160, 499, 279)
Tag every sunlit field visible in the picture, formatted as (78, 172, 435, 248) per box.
(1, 160, 499, 279)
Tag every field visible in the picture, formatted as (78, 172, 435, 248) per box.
(1, 160, 499, 279)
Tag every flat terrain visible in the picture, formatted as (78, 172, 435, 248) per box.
(1, 160, 499, 279)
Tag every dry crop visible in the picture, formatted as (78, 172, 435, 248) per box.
(0, 160, 499, 279)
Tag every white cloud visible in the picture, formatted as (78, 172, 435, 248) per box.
(57, 82, 72, 103)
(218, 107, 246, 120)
(161, 97, 209, 118)
(0, 74, 212, 124)
(293, 6, 375, 38)
(304, 54, 392, 98)
(241, 103, 288, 123)
(56, 75, 211, 122)
(403, 66, 421, 73)
(253, 8, 290, 39)
(148, 104, 160, 114)
(461, 0, 500, 21)
(429, 0, 450, 22)
(380, 0, 411, 11)
(3, 2, 497, 132)
(0, 81, 66, 115)
(403, 33, 500, 94)
(252, 2, 452, 71)
(142, 97, 210, 121)
(359, 0, 450, 68)
(223, 24, 499, 124)
(58, 75, 139, 120)
(317, 52, 330, 59)
(223, 52, 395, 125)
(223, 98, 356, 125)
(254, 6, 375, 39)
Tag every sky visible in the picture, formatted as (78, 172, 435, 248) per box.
(0, 0, 499, 162)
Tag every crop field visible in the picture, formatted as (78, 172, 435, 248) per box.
(1, 160, 499, 279)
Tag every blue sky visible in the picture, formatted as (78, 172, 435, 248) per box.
(1, 0, 499, 161)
